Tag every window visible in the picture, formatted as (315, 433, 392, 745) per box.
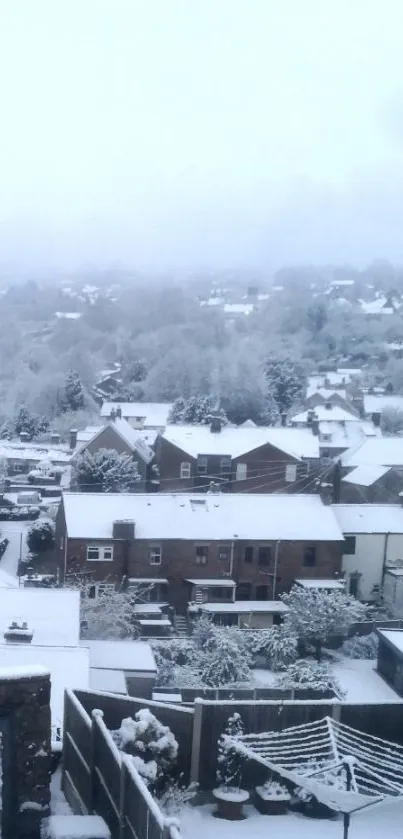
(197, 455, 208, 475)
(256, 585, 269, 600)
(180, 461, 191, 479)
(220, 456, 231, 474)
(300, 461, 310, 478)
(321, 449, 330, 459)
(86, 583, 114, 600)
(218, 545, 230, 561)
(86, 545, 114, 562)
(258, 546, 271, 567)
(236, 462, 247, 481)
(303, 546, 316, 567)
(236, 583, 251, 600)
(343, 536, 356, 555)
(195, 545, 208, 565)
(149, 545, 162, 565)
(244, 546, 254, 563)
(210, 586, 233, 600)
(285, 464, 297, 482)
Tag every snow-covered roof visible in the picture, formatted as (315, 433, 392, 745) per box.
(333, 504, 403, 534)
(0, 589, 80, 645)
(200, 600, 289, 613)
(63, 492, 344, 542)
(0, 568, 19, 589)
(223, 303, 254, 315)
(294, 578, 345, 590)
(378, 630, 403, 656)
(306, 386, 348, 400)
(77, 419, 154, 464)
(292, 405, 360, 424)
(185, 578, 236, 587)
(341, 437, 403, 467)
(0, 643, 89, 728)
(342, 465, 391, 487)
(133, 603, 162, 614)
(333, 658, 403, 704)
(0, 440, 72, 463)
(318, 420, 377, 451)
(100, 402, 172, 427)
(90, 668, 128, 693)
(162, 425, 320, 460)
(364, 394, 403, 415)
(360, 298, 396, 315)
(76, 426, 103, 444)
(82, 640, 156, 671)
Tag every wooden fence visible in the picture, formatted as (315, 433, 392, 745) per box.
(62, 689, 181, 839)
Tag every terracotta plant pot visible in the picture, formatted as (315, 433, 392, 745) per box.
(213, 788, 249, 820)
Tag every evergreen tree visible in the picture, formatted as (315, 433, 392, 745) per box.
(73, 448, 140, 492)
(27, 518, 55, 554)
(65, 370, 85, 411)
(216, 713, 245, 789)
(14, 406, 40, 440)
(113, 710, 178, 793)
(169, 395, 227, 425)
(264, 358, 306, 415)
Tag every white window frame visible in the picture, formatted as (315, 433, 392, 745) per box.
(285, 464, 297, 483)
(180, 461, 191, 479)
(86, 545, 114, 562)
(86, 582, 115, 600)
(195, 544, 209, 565)
(197, 455, 208, 475)
(220, 456, 231, 474)
(149, 545, 162, 566)
(236, 462, 247, 481)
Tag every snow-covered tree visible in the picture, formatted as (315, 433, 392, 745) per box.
(14, 406, 49, 440)
(341, 632, 379, 659)
(0, 456, 8, 483)
(64, 370, 85, 411)
(27, 518, 55, 554)
(216, 713, 245, 789)
(276, 660, 344, 698)
(281, 587, 367, 661)
(73, 448, 141, 492)
(381, 407, 403, 435)
(192, 613, 215, 649)
(113, 710, 178, 793)
(201, 627, 251, 686)
(67, 579, 152, 640)
(264, 358, 306, 415)
(250, 625, 298, 670)
(169, 395, 228, 426)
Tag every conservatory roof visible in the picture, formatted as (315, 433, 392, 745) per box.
(185, 579, 236, 587)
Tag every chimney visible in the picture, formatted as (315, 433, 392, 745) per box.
(19, 432, 28, 443)
(325, 401, 332, 410)
(307, 409, 315, 426)
(51, 432, 60, 445)
(4, 621, 34, 643)
(280, 412, 287, 427)
(116, 407, 122, 419)
(311, 418, 319, 436)
(319, 482, 333, 505)
(210, 416, 222, 433)
(113, 519, 135, 540)
(372, 411, 381, 428)
(69, 429, 78, 450)
(332, 460, 341, 504)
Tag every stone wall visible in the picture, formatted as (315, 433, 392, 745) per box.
(0, 668, 51, 839)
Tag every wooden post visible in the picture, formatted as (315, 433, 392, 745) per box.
(90, 709, 104, 812)
(119, 758, 127, 839)
(190, 699, 203, 784)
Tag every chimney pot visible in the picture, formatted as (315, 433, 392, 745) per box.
(311, 419, 320, 436)
(280, 412, 287, 427)
(51, 432, 60, 445)
(19, 432, 28, 443)
(116, 407, 122, 419)
(69, 429, 78, 450)
(4, 621, 34, 643)
(210, 416, 222, 433)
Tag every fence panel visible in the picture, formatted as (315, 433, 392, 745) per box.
(62, 690, 92, 812)
(92, 712, 122, 839)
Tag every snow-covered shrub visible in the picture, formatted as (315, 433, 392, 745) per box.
(112, 709, 178, 793)
(249, 626, 298, 670)
(282, 586, 368, 661)
(26, 517, 55, 553)
(191, 614, 215, 649)
(159, 781, 198, 814)
(201, 627, 251, 686)
(341, 632, 379, 659)
(276, 660, 345, 698)
(217, 713, 245, 790)
(257, 780, 290, 800)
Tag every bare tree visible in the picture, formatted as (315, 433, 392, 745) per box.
(65, 574, 153, 640)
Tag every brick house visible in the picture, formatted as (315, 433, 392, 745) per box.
(71, 418, 155, 491)
(56, 492, 344, 614)
(154, 422, 321, 493)
(100, 402, 173, 431)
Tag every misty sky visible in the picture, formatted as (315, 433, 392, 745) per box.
(1, 0, 403, 272)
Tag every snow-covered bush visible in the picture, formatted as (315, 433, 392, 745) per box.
(249, 626, 298, 670)
(112, 710, 178, 793)
(26, 517, 55, 553)
(282, 586, 368, 661)
(73, 448, 141, 493)
(216, 713, 245, 790)
(276, 660, 345, 698)
(158, 781, 198, 815)
(257, 780, 290, 800)
(201, 627, 251, 686)
(341, 632, 379, 659)
(192, 614, 215, 649)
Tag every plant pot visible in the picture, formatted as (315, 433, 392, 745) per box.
(213, 788, 249, 820)
(255, 787, 290, 815)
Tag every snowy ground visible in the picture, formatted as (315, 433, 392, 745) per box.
(181, 800, 403, 839)
(0, 521, 30, 577)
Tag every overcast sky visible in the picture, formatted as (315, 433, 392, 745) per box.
(1, 1, 403, 272)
